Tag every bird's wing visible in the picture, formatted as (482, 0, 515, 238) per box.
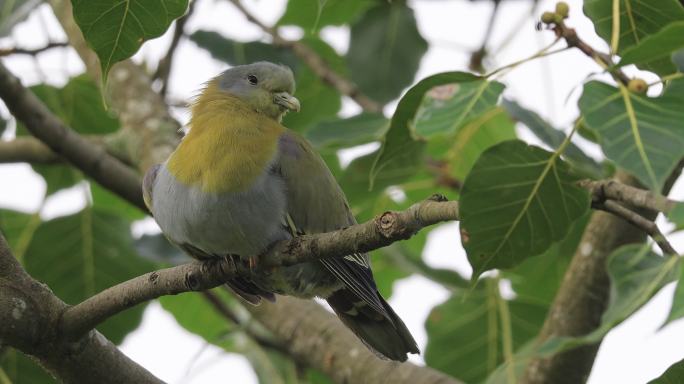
(142, 164, 161, 212)
(276, 130, 387, 316)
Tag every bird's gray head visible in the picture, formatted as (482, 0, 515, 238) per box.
(217, 61, 299, 121)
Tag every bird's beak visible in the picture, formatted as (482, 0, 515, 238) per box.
(274, 92, 301, 112)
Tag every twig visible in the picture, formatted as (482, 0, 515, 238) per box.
(227, 0, 382, 113)
(153, 0, 196, 96)
(469, 0, 501, 73)
(58, 197, 459, 338)
(0, 62, 146, 211)
(547, 18, 630, 85)
(594, 200, 678, 255)
(579, 179, 679, 214)
(0, 41, 68, 56)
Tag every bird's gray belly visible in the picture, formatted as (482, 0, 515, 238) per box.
(151, 166, 340, 298)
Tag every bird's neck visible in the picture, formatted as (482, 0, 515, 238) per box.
(167, 89, 284, 193)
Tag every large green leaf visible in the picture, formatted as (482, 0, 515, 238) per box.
(459, 140, 590, 278)
(277, 0, 373, 33)
(0, 208, 37, 257)
(583, 0, 684, 75)
(425, 280, 547, 383)
(71, 0, 188, 84)
(347, 2, 427, 104)
(674, 49, 684, 72)
(371, 72, 483, 187)
(579, 80, 684, 190)
(23, 207, 154, 344)
(538, 244, 679, 356)
(618, 21, 684, 75)
(305, 113, 388, 150)
(663, 261, 684, 326)
(502, 99, 602, 179)
(0, 348, 54, 384)
(414, 80, 504, 138)
(649, 358, 684, 383)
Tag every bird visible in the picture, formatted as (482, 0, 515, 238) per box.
(143, 61, 418, 361)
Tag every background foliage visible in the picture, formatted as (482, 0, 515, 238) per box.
(1, 0, 684, 383)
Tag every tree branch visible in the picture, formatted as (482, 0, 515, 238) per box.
(0, 233, 163, 384)
(59, 197, 458, 338)
(152, 0, 196, 96)
(0, 61, 146, 211)
(0, 137, 61, 163)
(594, 200, 678, 255)
(579, 179, 678, 214)
(0, 42, 69, 57)
(227, 0, 382, 113)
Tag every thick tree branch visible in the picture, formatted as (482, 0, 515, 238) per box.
(0, 61, 146, 211)
(0, 137, 61, 163)
(228, 0, 382, 113)
(579, 179, 678, 214)
(0, 234, 162, 384)
(59, 197, 459, 338)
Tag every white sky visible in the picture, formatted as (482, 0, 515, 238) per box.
(1, 0, 684, 383)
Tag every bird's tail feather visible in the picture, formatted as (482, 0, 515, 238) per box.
(327, 288, 418, 362)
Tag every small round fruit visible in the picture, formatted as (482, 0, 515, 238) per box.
(556, 2, 570, 18)
(628, 78, 648, 93)
(541, 11, 556, 24)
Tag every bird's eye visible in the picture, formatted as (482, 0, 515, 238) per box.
(247, 75, 258, 85)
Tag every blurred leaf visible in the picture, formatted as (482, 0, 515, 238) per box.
(538, 244, 679, 356)
(0, 348, 54, 384)
(371, 72, 483, 187)
(277, 0, 374, 33)
(305, 113, 388, 149)
(71, 0, 188, 84)
(649, 358, 684, 383)
(584, 0, 684, 75)
(663, 261, 684, 326)
(33, 164, 81, 197)
(23, 207, 154, 343)
(134, 233, 187, 265)
(90, 181, 145, 221)
(189, 31, 298, 69)
(439, 107, 517, 180)
(414, 80, 504, 138)
(0, 208, 36, 253)
(503, 211, 591, 306)
(368, 248, 410, 298)
(460, 140, 590, 278)
(347, 2, 428, 104)
(502, 99, 602, 178)
(617, 21, 684, 75)
(674, 48, 684, 72)
(579, 80, 684, 190)
(667, 202, 684, 230)
(425, 279, 546, 383)
(0, 0, 42, 37)
(159, 290, 236, 344)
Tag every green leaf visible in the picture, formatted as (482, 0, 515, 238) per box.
(414, 80, 505, 138)
(90, 181, 145, 221)
(159, 290, 235, 344)
(583, 0, 684, 74)
(371, 72, 483, 187)
(667, 202, 684, 230)
(663, 262, 684, 326)
(673, 49, 684, 72)
(277, 0, 373, 33)
(134, 233, 187, 265)
(71, 0, 189, 84)
(579, 80, 684, 190)
(424, 279, 547, 383)
(1, 348, 54, 384)
(23, 207, 155, 343)
(189, 31, 298, 69)
(538, 244, 680, 356)
(459, 140, 590, 277)
(305, 113, 388, 149)
(347, 2, 428, 104)
(618, 21, 684, 75)
(502, 99, 602, 179)
(649, 358, 684, 383)
(0, 208, 38, 256)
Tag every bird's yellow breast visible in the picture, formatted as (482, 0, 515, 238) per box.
(167, 85, 284, 193)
